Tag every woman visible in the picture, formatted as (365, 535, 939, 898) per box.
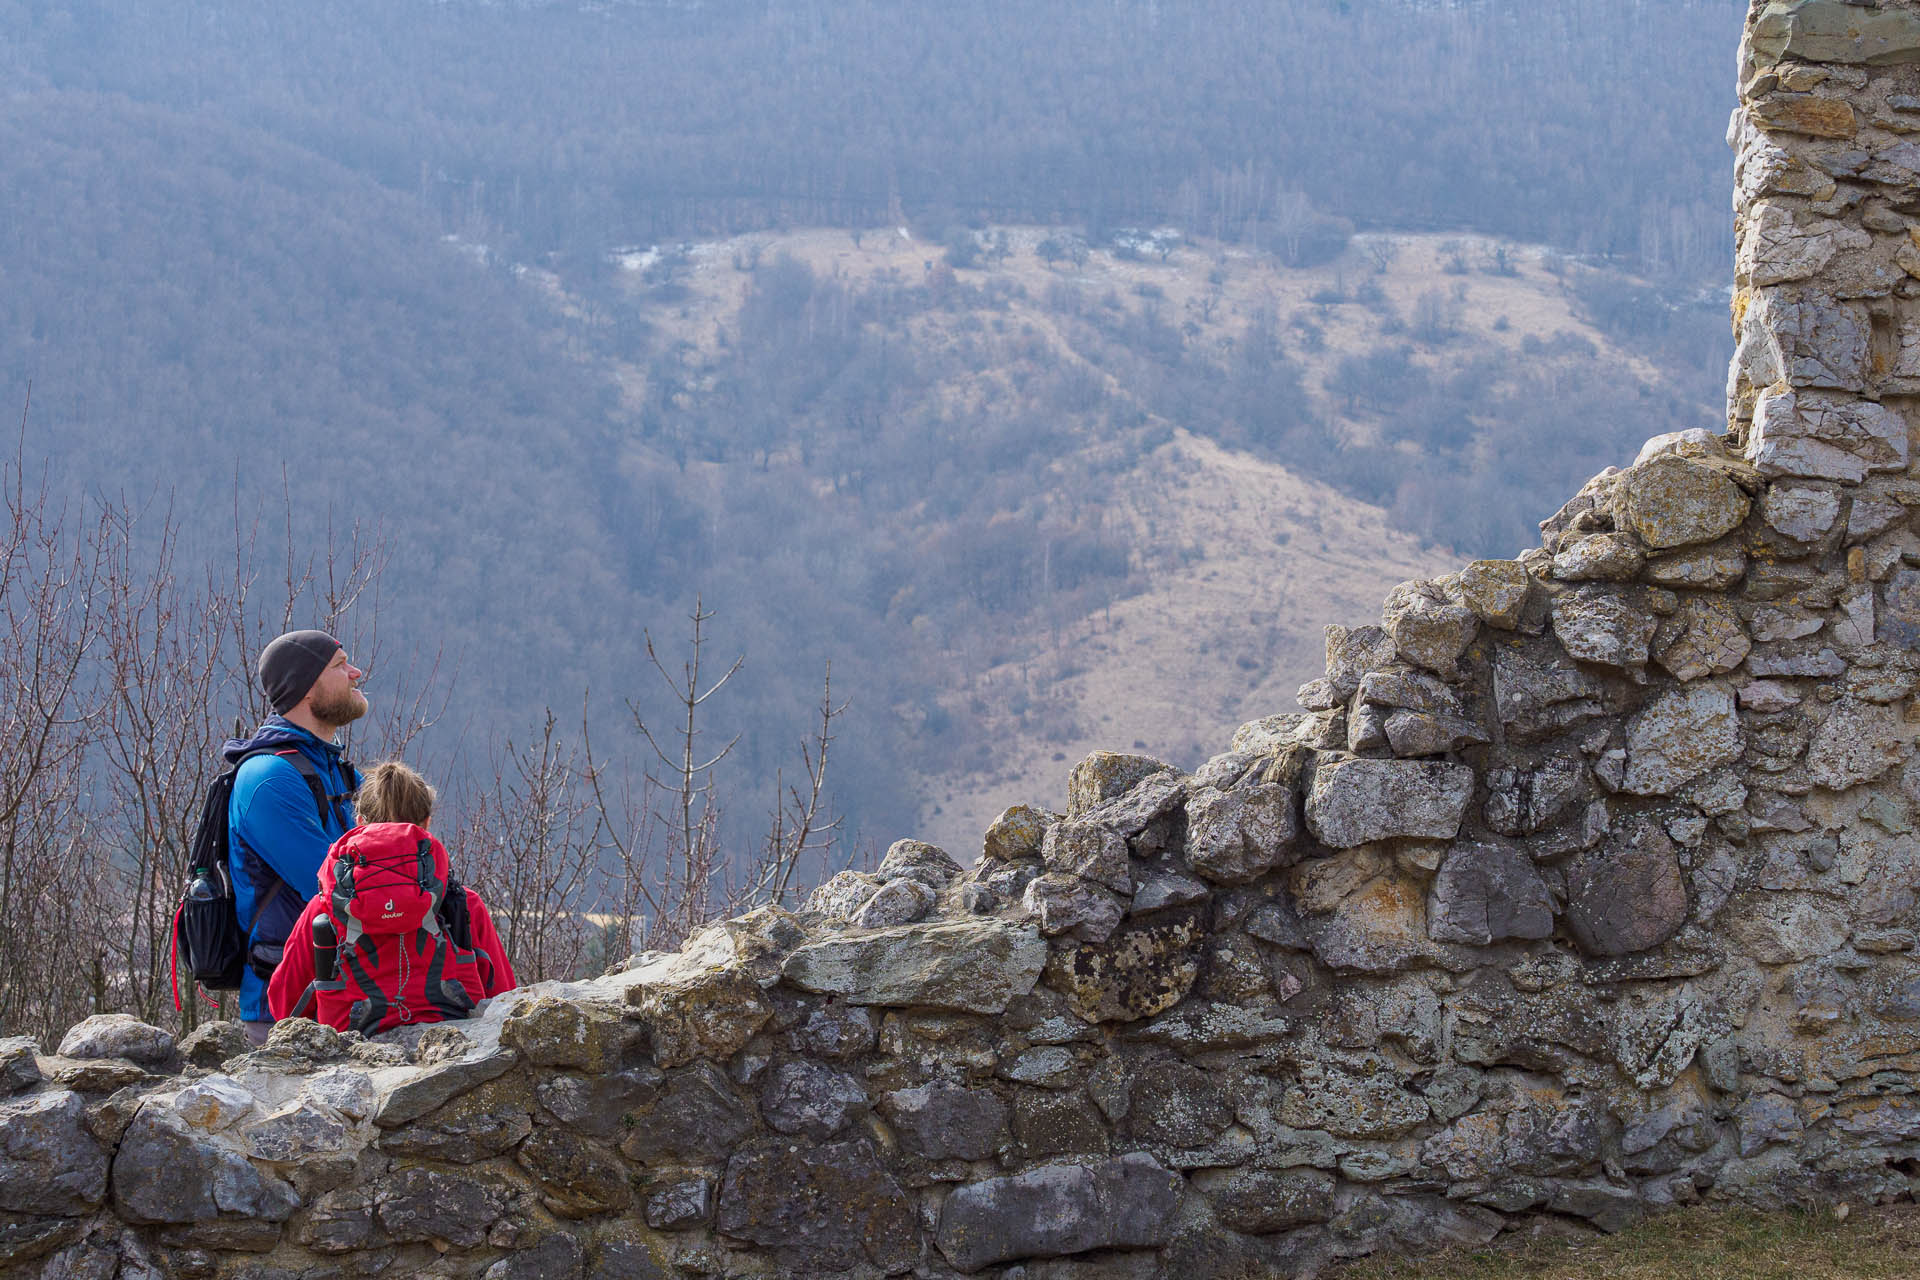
(268, 762, 515, 1033)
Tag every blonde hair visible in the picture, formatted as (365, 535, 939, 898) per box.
(355, 760, 436, 827)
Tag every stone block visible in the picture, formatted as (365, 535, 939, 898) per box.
(1484, 758, 1588, 836)
(112, 1103, 297, 1225)
(1024, 873, 1126, 943)
(1761, 483, 1842, 540)
(1067, 751, 1173, 816)
(375, 1166, 507, 1246)
(1552, 533, 1645, 581)
(643, 1173, 714, 1230)
(851, 876, 938, 928)
(1653, 599, 1751, 681)
(1615, 455, 1752, 549)
(1737, 292, 1871, 396)
(0, 1091, 108, 1216)
(714, 1137, 915, 1273)
(782, 919, 1046, 1013)
(875, 837, 963, 889)
(880, 1082, 1010, 1162)
(538, 1066, 665, 1141)
(0, 1039, 40, 1099)
(1427, 843, 1556, 945)
(1304, 758, 1473, 848)
(1550, 587, 1659, 672)
(487, 1233, 587, 1280)
(379, 1077, 533, 1163)
(1807, 697, 1907, 790)
(1384, 579, 1477, 675)
(516, 1128, 633, 1218)
(1325, 624, 1399, 696)
(1622, 682, 1745, 795)
(55, 1014, 175, 1067)
(372, 1039, 519, 1128)
(1082, 768, 1187, 837)
(803, 869, 880, 921)
(501, 997, 643, 1074)
(758, 1060, 865, 1139)
(1750, 0, 1920, 66)
(1043, 820, 1132, 893)
(618, 1063, 755, 1163)
(1191, 1166, 1336, 1234)
(1725, 891, 1850, 963)
(1184, 782, 1298, 884)
(1045, 910, 1204, 1024)
(1383, 709, 1486, 757)
(172, 1076, 258, 1131)
(934, 1153, 1184, 1272)
(983, 804, 1056, 861)
(1459, 559, 1532, 629)
(1750, 388, 1908, 481)
(1564, 819, 1689, 957)
(1646, 543, 1747, 589)
(627, 963, 772, 1069)
(239, 1100, 352, 1163)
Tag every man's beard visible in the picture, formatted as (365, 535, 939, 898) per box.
(311, 685, 368, 728)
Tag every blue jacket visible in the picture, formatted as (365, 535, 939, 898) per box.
(225, 717, 359, 1022)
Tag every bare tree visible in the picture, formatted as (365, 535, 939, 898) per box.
(453, 711, 601, 983)
(582, 606, 850, 958)
(0, 392, 112, 1040)
(579, 703, 662, 965)
(625, 597, 742, 946)
(92, 499, 238, 1029)
(737, 662, 846, 911)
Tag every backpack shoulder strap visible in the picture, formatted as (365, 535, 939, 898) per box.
(227, 747, 319, 922)
(235, 745, 332, 829)
(259, 752, 353, 832)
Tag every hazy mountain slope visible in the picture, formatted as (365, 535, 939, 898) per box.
(561, 223, 1720, 849)
(0, 92, 629, 721)
(2, 0, 1736, 861)
(0, 0, 1738, 278)
(915, 428, 1455, 853)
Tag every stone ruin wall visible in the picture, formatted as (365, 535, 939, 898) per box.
(19, 2, 1920, 1276)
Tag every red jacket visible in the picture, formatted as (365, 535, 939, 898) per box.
(267, 825, 516, 1029)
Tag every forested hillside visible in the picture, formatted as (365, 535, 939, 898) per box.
(5, 0, 1740, 276)
(0, 0, 1742, 859)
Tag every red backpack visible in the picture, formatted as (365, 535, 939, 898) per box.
(310, 822, 485, 1034)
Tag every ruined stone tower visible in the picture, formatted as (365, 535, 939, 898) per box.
(11, 3, 1920, 1277)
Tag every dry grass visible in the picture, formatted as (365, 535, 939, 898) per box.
(1338, 1203, 1920, 1280)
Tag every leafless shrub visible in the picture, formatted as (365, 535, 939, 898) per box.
(452, 711, 602, 984)
(586, 597, 741, 955)
(92, 500, 239, 1030)
(737, 661, 847, 912)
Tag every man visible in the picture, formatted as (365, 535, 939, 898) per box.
(226, 630, 367, 1044)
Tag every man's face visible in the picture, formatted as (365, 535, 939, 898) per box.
(307, 649, 368, 728)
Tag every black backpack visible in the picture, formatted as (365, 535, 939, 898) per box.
(170, 745, 349, 1004)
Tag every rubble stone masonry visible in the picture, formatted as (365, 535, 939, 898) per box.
(14, 3, 1920, 1276)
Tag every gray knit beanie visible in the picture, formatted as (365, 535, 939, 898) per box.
(258, 630, 342, 713)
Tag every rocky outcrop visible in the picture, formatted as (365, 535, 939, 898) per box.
(12, 5, 1920, 1276)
